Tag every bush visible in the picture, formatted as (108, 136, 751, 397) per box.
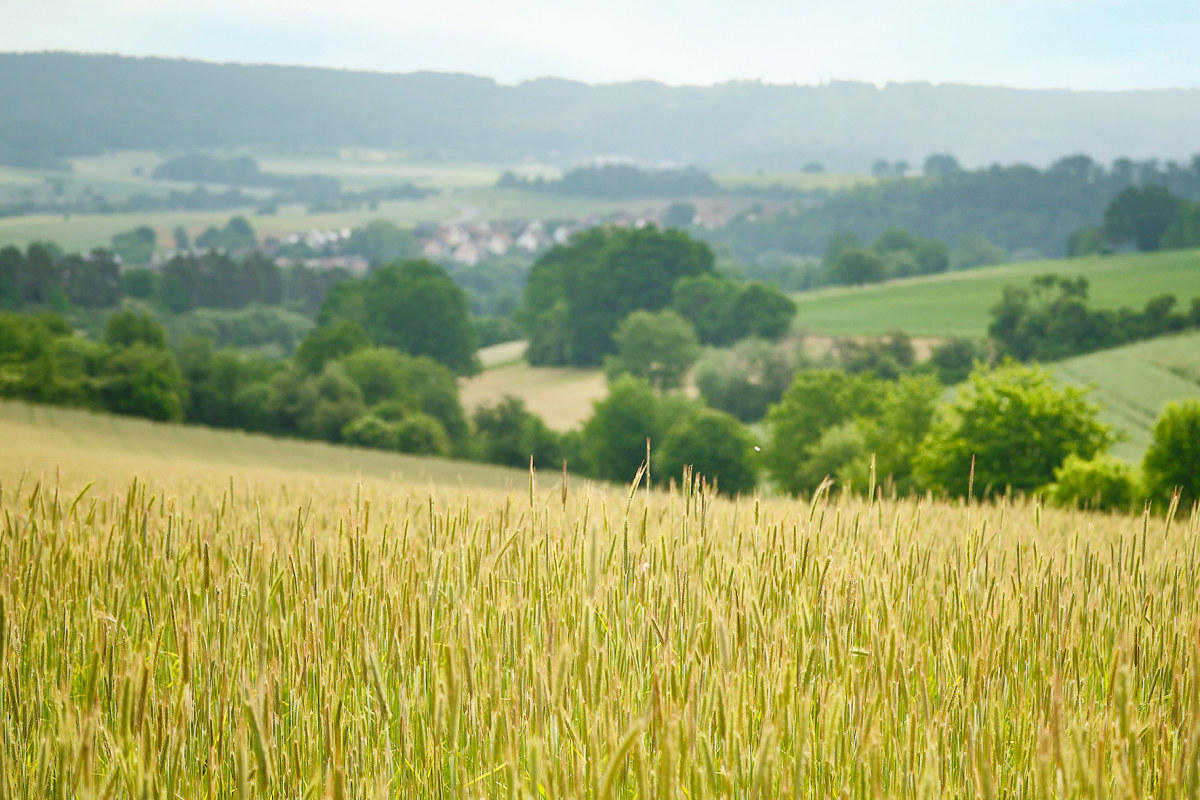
(604, 309, 700, 392)
(791, 422, 866, 494)
(99, 343, 187, 422)
(105, 310, 167, 350)
(342, 413, 399, 451)
(657, 409, 757, 496)
(927, 337, 989, 385)
(851, 374, 942, 494)
(581, 376, 686, 483)
(396, 412, 451, 457)
(519, 226, 715, 366)
(473, 395, 563, 468)
(694, 338, 798, 422)
(295, 320, 370, 374)
(913, 361, 1113, 497)
(830, 247, 885, 285)
(474, 316, 524, 348)
(1065, 226, 1111, 257)
(763, 370, 887, 495)
(953, 234, 1008, 269)
(1046, 454, 1140, 513)
(671, 274, 739, 345)
(319, 260, 479, 374)
(168, 306, 313, 354)
(1141, 399, 1200, 510)
(731, 282, 796, 339)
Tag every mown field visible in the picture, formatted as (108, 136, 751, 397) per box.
(1053, 331, 1200, 462)
(2, 397, 1199, 797)
(0, 400, 529, 491)
(792, 249, 1200, 337)
(462, 342, 608, 432)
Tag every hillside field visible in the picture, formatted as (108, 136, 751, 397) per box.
(462, 342, 608, 432)
(2, 386, 1200, 796)
(0, 399, 530, 490)
(791, 248, 1200, 337)
(1052, 331, 1200, 462)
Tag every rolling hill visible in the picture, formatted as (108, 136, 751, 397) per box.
(1052, 332, 1200, 462)
(3, 52, 1200, 170)
(0, 398, 531, 489)
(791, 248, 1200, 337)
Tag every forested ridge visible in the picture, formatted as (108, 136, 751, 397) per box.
(3, 52, 1200, 169)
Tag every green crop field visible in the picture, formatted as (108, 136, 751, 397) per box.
(1052, 331, 1200, 462)
(792, 249, 1200, 337)
(2, 390, 1200, 797)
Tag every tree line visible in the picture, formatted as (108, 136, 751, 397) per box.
(1069, 183, 1200, 255)
(519, 226, 796, 367)
(3, 222, 1197, 511)
(497, 165, 719, 199)
(0, 239, 345, 319)
(989, 275, 1200, 362)
(703, 153, 1200, 263)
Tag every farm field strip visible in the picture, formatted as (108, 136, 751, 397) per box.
(1052, 331, 1200, 462)
(0, 442, 1198, 796)
(0, 399, 530, 490)
(791, 249, 1200, 337)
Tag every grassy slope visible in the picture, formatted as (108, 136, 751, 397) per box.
(461, 342, 607, 432)
(792, 248, 1200, 337)
(0, 399, 533, 490)
(1051, 331, 1200, 462)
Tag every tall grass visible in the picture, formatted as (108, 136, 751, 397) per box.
(1, 465, 1198, 798)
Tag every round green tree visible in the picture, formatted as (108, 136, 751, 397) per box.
(605, 309, 700, 392)
(913, 361, 1113, 497)
(1142, 399, 1200, 510)
(581, 376, 667, 483)
(658, 409, 758, 496)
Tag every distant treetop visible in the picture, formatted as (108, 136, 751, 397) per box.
(497, 165, 719, 199)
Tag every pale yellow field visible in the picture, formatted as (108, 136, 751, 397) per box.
(462, 342, 609, 431)
(0, 399, 530, 491)
(1, 395, 1198, 798)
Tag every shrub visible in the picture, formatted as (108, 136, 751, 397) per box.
(657, 409, 757, 496)
(830, 247, 885, 286)
(913, 361, 1112, 497)
(582, 376, 684, 483)
(473, 395, 563, 468)
(98, 343, 187, 422)
(1046, 454, 1140, 513)
(604, 309, 700, 392)
(104, 309, 167, 350)
(792, 422, 866, 495)
(764, 370, 886, 495)
(396, 412, 451, 457)
(1142, 399, 1200, 510)
(342, 414, 399, 451)
(694, 338, 798, 422)
(927, 337, 989, 385)
(296, 320, 371, 374)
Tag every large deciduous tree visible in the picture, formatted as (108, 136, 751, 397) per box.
(520, 227, 715, 367)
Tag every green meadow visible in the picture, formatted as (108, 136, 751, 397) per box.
(791, 248, 1200, 337)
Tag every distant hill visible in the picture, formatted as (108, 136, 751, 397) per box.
(3, 52, 1200, 170)
(1053, 331, 1200, 461)
(788, 248, 1200, 336)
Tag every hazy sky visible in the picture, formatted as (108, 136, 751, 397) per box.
(4, 0, 1198, 90)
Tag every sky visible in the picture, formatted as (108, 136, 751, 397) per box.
(3, 0, 1199, 90)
